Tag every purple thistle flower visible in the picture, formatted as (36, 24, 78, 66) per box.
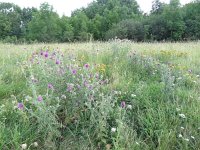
(40, 51, 44, 55)
(56, 59, 60, 65)
(17, 102, 24, 110)
(67, 84, 74, 92)
(37, 95, 43, 102)
(72, 69, 77, 75)
(44, 52, 48, 58)
(121, 101, 126, 108)
(48, 83, 53, 89)
(84, 64, 89, 69)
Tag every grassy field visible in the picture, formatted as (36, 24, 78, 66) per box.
(0, 41, 200, 150)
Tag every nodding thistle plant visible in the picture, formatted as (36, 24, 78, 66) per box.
(21, 48, 124, 148)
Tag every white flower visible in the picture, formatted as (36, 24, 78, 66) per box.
(135, 142, 139, 145)
(127, 105, 132, 110)
(196, 75, 199, 78)
(111, 127, 116, 132)
(33, 142, 38, 147)
(21, 143, 27, 149)
(176, 108, 181, 111)
(61, 95, 66, 99)
(191, 136, 195, 139)
(178, 134, 183, 138)
(177, 77, 182, 80)
(131, 94, 136, 98)
(184, 138, 189, 142)
(180, 127, 184, 130)
(179, 114, 186, 119)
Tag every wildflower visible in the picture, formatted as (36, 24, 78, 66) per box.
(177, 77, 182, 80)
(37, 95, 43, 102)
(179, 114, 186, 119)
(111, 127, 116, 132)
(114, 91, 118, 95)
(72, 69, 77, 75)
(33, 142, 38, 147)
(21, 143, 27, 149)
(188, 69, 192, 73)
(176, 108, 181, 111)
(40, 51, 44, 55)
(191, 136, 195, 139)
(180, 127, 184, 130)
(17, 103, 24, 110)
(44, 52, 48, 58)
(67, 84, 74, 92)
(61, 95, 66, 99)
(135, 142, 139, 145)
(178, 134, 183, 138)
(121, 101, 126, 108)
(84, 64, 89, 69)
(131, 94, 136, 98)
(127, 105, 132, 110)
(48, 83, 53, 89)
(56, 59, 60, 65)
(184, 138, 189, 142)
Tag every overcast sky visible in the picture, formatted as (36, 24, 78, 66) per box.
(0, 0, 192, 16)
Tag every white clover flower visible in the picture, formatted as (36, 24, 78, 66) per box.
(177, 77, 182, 80)
(178, 134, 183, 138)
(127, 105, 132, 110)
(196, 75, 199, 78)
(191, 136, 195, 139)
(21, 143, 27, 149)
(184, 138, 189, 142)
(131, 94, 136, 98)
(33, 142, 38, 147)
(193, 81, 197, 83)
(135, 142, 139, 145)
(176, 108, 181, 111)
(180, 127, 184, 130)
(179, 114, 186, 119)
(111, 127, 116, 132)
(61, 95, 66, 99)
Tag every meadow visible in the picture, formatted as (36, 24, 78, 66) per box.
(0, 41, 200, 150)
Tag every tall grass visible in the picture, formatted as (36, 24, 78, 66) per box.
(0, 41, 200, 149)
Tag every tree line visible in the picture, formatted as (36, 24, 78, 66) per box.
(0, 0, 200, 43)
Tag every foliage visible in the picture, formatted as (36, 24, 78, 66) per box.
(0, 0, 200, 42)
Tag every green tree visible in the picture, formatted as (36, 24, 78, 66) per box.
(27, 3, 61, 42)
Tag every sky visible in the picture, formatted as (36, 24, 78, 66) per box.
(0, 0, 192, 16)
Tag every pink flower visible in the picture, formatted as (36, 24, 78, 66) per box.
(17, 102, 24, 110)
(56, 60, 60, 65)
(37, 95, 43, 102)
(48, 83, 53, 89)
(72, 69, 77, 75)
(121, 101, 126, 108)
(84, 64, 89, 69)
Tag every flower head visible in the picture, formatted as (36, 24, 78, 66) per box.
(21, 143, 27, 149)
(111, 127, 116, 132)
(121, 101, 126, 108)
(48, 83, 53, 89)
(37, 95, 43, 102)
(33, 142, 38, 147)
(44, 52, 48, 58)
(179, 113, 186, 119)
(72, 69, 77, 75)
(84, 64, 89, 69)
(56, 59, 60, 65)
(17, 103, 24, 110)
